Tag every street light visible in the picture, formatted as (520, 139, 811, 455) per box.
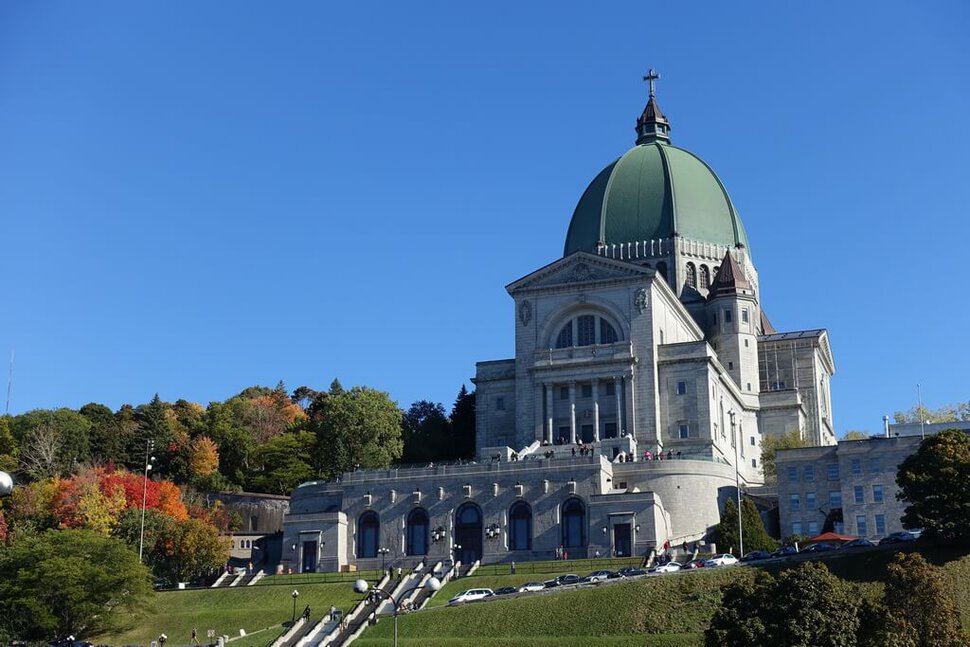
(138, 439, 156, 563)
(378, 547, 390, 572)
(728, 410, 744, 558)
(291, 589, 300, 625)
(431, 526, 446, 543)
(353, 576, 442, 647)
(485, 524, 501, 540)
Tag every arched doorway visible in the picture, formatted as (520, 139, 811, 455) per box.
(406, 508, 429, 556)
(455, 502, 483, 564)
(562, 498, 587, 553)
(357, 511, 379, 559)
(509, 501, 532, 551)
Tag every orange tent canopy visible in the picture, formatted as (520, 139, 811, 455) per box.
(805, 531, 856, 543)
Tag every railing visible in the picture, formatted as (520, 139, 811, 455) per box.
(534, 341, 634, 366)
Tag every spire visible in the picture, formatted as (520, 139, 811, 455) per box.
(709, 250, 753, 298)
(636, 68, 670, 145)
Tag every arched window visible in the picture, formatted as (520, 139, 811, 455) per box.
(685, 263, 697, 288)
(553, 315, 621, 348)
(508, 501, 532, 551)
(656, 262, 668, 283)
(406, 508, 429, 556)
(562, 498, 587, 550)
(700, 265, 710, 290)
(455, 503, 483, 564)
(357, 511, 380, 559)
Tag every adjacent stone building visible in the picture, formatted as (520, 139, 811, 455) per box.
(282, 76, 837, 572)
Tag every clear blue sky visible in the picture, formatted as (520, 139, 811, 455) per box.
(2, 2, 968, 435)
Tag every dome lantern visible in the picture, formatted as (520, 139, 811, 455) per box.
(635, 69, 670, 145)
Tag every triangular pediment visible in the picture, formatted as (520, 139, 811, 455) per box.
(507, 252, 653, 294)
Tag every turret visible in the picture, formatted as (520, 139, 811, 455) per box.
(706, 250, 759, 395)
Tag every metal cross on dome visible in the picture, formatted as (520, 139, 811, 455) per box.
(643, 69, 660, 97)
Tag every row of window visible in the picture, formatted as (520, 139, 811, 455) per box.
(555, 315, 620, 349)
(789, 514, 887, 538)
(787, 463, 840, 482)
(231, 539, 255, 550)
(684, 263, 718, 290)
(789, 484, 886, 512)
(355, 499, 589, 559)
(558, 382, 617, 399)
(850, 457, 882, 474)
(557, 422, 619, 442)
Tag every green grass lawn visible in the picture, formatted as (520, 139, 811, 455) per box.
(95, 582, 362, 646)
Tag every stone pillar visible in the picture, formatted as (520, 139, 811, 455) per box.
(614, 377, 623, 434)
(569, 381, 577, 444)
(534, 382, 544, 444)
(625, 370, 637, 441)
(545, 383, 554, 444)
(592, 379, 600, 442)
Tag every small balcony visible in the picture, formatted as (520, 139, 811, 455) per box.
(533, 341, 634, 368)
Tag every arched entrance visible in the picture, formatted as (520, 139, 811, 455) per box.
(454, 502, 483, 564)
(406, 508, 429, 556)
(562, 498, 587, 553)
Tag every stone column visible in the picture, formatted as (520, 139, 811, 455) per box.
(545, 383, 554, 444)
(592, 378, 600, 442)
(625, 370, 637, 441)
(614, 377, 623, 435)
(534, 382, 544, 444)
(569, 381, 577, 444)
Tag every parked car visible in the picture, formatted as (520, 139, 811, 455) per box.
(682, 559, 707, 570)
(740, 550, 772, 562)
(557, 574, 581, 586)
(493, 586, 518, 595)
(879, 531, 920, 545)
(582, 570, 614, 582)
(802, 542, 840, 553)
(703, 553, 739, 567)
(616, 566, 647, 577)
(517, 581, 545, 593)
(650, 561, 682, 574)
(770, 545, 799, 558)
(449, 588, 494, 605)
(840, 538, 876, 549)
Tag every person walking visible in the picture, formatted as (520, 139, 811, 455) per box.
(191, 628, 199, 645)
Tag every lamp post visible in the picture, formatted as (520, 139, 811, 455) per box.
(378, 547, 390, 572)
(728, 410, 743, 557)
(138, 439, 156, 563)
(485, 524, 501, 540)
(291, 589, 300, 625)
(431, 526, 446, 544)
(353, 576, 442, 647)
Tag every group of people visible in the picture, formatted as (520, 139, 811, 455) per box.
(555, 545, 570, 560)
(643, 449, 680, 461)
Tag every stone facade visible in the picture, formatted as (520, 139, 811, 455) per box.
(281, 87, 839, 572)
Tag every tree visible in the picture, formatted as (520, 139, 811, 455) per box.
(310, 386, 403, 478)
(0, 416, 18, 473)
(249, 431, 316, 494)
(449, 385, 476, 459)
(706, 561, 863, 647)
(894, 401, 969, 424)
(401, 401, 452, 463)
(714, 497, 778, 554)
(12, 409, 92, 479)
(0, 529, 152, 640)
(896, 429, 970, 539)
(842, 430, 869, 440)
(759, 429, 809, 483)
(881, 552, 964, 646)
(187, 435, 220, 479)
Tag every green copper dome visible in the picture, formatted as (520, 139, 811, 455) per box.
(564, 76, 750, 258)
(564, 141, 750, 257)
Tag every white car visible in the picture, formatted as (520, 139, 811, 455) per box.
(449, 588, 494, 605)
(703, 553, 739, 567)
(517, 582, 545, 593)
(651, 561, 682, 574)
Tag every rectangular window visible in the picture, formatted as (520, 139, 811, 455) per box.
(751, 458, 757, 468)
(728, 361, 734, 370)
(875, 514, 886, 535)
(834, 521, 845, 534)
(742, 308, 749, 323)
(788, 466, 798, 483)
(577, 315, 596, 346)
(676, 381, 687, 395)
(790, 493, 800, 511)
(724, 309, 733, 323)
(869, 457, 881, 473)
(791, 521, 802, 536)
(582, 384, 592, 398)
(829, 490, 842, 508)
(747, 382, 752, 391)
(560, 386, 569, 400)
(856, 515, 868, 536)
(854, 486, 864, 504)
(605, 382, 616, 396)
(750, 436, 755, 446)
(496, 397, 505, 411)
(851, 458, 861, 475)
(604, 422, 618, 439)
(806, 492, 816, 508)
(744, 338, 749, 347)
(872, 484, 883, 503)
(808, 521, 819, 535)
(803, 465, 814, 481)
(679, 423, 690, 439)
(827, 463, 839, 480)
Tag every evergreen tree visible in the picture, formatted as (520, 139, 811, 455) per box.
(714, 497, 778, 554)
(449, 385, 476, 459)
(401, 400, 452, 463)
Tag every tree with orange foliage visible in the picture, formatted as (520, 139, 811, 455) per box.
(188, 435, 219, 478)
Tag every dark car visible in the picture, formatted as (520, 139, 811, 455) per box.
(802, 542, 839, 553)
(740, 550, 771, 562)
(557, 574, 582, 586)
(493, 586, 518, 595)
(682, 559, 707, 569)
(616, 567, 646, 577)
(879, 531, 920, 545)
(840, 538, 876, 549)
(770, 545, 799, 558)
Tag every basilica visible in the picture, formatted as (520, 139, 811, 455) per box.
(282, 75, 836, 573)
